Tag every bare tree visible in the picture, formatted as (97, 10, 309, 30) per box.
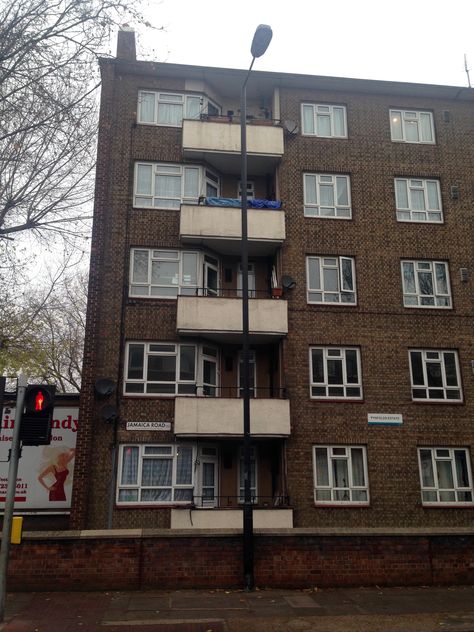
(0, 0, 157, 245)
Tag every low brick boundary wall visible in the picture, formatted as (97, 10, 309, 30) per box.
(6, 528, 474, 591)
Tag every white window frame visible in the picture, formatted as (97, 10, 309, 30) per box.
(133, 162, 220, 209)
(301, 103, 347, 138)
(409, 349, 462, 402)
(394, 178, 443, 223)
(124, 342, 218, 397)
(390, 109, 435, 144)
(137, 90, 220, 127)
(303, 173, 351, 219)
(313, 445, 369, 505)
(129, 249, 201, 299)
(117, 444, 195, 505)
(401, 260, 451, 309)
(309, 347, 362, 400)
(418, 447, 474, 506)
(306, 256, 356, 305)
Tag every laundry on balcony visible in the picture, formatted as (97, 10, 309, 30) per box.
(200, 196, 282, 209)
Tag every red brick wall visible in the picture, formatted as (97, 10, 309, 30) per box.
(6, 531, 474, 591)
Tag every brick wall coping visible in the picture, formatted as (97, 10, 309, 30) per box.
(21, 526, 474, 541)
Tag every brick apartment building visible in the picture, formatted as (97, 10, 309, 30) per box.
(71, 28, 474, 533)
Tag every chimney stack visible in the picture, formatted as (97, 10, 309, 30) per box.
(117, 27, 136, 61)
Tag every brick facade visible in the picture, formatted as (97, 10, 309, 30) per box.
(71, 30, 474, 536)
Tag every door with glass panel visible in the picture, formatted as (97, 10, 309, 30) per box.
(201, 346, 218, 396)
(204, 255, 219, 296)
(237, 263, 256, 298)
(238, 350, 256, 397)
(197, 446, 219, 507)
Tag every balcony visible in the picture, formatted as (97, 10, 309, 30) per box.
(182, 117, 284, 175)
(176, 294, 288, 342)
(171, 504, 293, 530)
(174, 396, 290, 437)
(180, 203, 285, 256)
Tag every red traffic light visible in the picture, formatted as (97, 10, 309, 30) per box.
(35, 391, 45, 411)
(24, 385, 55, 416)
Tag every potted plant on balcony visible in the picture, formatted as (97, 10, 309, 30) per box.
(271, 287, 283, 298)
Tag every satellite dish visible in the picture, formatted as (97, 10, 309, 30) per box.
(283, 120, 299, 135)
(282, 275, 296, 290)
(100, 404, 118, 423)
(94, 378, 117, 397)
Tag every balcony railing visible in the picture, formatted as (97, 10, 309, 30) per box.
(180, 287, 285, 299)
(185, 386, 287, 399)
(192, 494, 291, 508)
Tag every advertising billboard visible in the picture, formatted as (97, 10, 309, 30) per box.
(0, 405, 79, 512)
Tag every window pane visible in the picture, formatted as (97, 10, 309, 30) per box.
(151, 261, 179, 286)
(418, 271, 433, 296)
(320, 183, 334, 207)
(304, 174, 317, 204)
(336, 177, 348, 205)
(426, 361, 442, 387)
(420, 113, 433, 142)
(437, 460, 454, 489)
(128, 344, 144, 379)
(341, 259, 353, 291)
(454, 450, 469, 488)
(156, 174, 181, 199)
(142, 488, 172, 502)
(411, 189, 425, 210)
(351, 448, 365, 486)
(426, 181, 440, 209)
(139, 92, 155, 122)
(186, 96, 201, 119)
(391, 111, 403, 140)
(410, 352, 424, 385)
(136, 165, 152, 195)
(121, 446, 139, 485)
(443, 353, 458, 386)
(311, 349, 324, 382)
(176, 446, 193, 484)
(420, 449, 435, 487)
(333, 458, 349, 489)
(323, 267, 338, 292)
(184, 167, 199, 198)
(179, 346, 196, 381)
(395, 180, 408, 208)
(148, 355, 176, 382)
(316, 113, 331, 137)
(435, 263, 448, 295)
(345, 350, 359, 384)
(405, 119, 419, 142)
(132, 250, 149, 283)
(302, 105, 314, 134)
(403, 262, 416, 293)
(158, 102, 182, 126)
(142, 458, 172, 486)
(308, 258, 320, 290)
(327, 359, 343, 385)
(182, 252, 198, 286)
(333, 108, 345, 136)
(315, 448, 329, 486)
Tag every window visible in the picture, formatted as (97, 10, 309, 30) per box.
(117, 444, 194, 504)
(401, 260, 451, 308)
(418, 447, 473, 505)
(313, 446, 369, 504)
(409, 350, 462, 401)
(124, 342, 217, 396)
(307, 256, 356, 304)
(238, 180, 255, 200)
(137, 91, 220, 127)
(310, 347, 362, 399)
(395, 178, 442, 222)
(134, 163, 220, 209)
(302, 103, 347, 138)
(130, 249, 200, 298)
(390, 109, 435, 144)
(303, 174, 351, 218)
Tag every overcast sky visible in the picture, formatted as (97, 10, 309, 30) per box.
(131, 0, 474, 88)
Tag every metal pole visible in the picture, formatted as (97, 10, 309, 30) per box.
(241, 65, 254, 592)
(0, 374, 27, 622)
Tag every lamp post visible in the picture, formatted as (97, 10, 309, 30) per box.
(240, 24, 272, 592)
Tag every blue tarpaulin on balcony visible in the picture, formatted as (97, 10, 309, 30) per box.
(203, 197, 282, 209)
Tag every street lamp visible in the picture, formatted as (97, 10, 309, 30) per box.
(240, 24, 272, 592)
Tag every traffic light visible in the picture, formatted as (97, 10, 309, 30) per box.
(19, 385, 56, 446)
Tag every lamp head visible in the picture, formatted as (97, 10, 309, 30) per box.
(251, 24, 273, 58)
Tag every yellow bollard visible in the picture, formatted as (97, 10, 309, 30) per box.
(10, 517, 23, 545)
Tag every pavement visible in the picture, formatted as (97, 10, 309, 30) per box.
(3, 585, 474, 632)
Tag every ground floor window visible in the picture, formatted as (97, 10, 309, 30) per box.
(313, 445, 369, 504)
(418, 447, 474, 505)
(117, 444, 194, 504)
